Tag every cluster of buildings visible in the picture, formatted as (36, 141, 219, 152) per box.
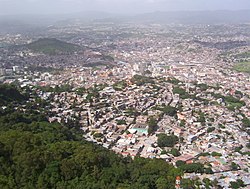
(1, 23, 250, 188)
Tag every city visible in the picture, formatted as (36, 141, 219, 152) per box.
(0, 22, 249, 188)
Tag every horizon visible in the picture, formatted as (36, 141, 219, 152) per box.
(1, 9, 250, 16)
(0, 0, 250, 15)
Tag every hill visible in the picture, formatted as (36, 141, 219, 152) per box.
(0, 84, 190, 189)
(26, 38, 80, 55)
(128, 10, 250, 24)
(0, 84, 28, 106)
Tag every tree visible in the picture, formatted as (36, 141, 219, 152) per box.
(207, 127, 215, 133)
(230, 179, 245, 189)
(230, 162, 240, 171)
(176, 160, 186, 167)
(156, 177, 172, 189)
(147, 116, 158, 134)
(157, 134, 179, 147)
(169, 148, 181, 157)
(180, 163, 205, 173)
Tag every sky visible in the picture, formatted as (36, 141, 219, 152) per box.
(0, 0, 250, 15)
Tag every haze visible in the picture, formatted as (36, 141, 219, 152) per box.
(0, 0, 250, 15)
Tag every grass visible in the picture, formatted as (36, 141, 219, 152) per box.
(233, 61, 250, 73)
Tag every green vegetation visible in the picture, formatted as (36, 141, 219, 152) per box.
(157, 134, 179, 148)
(211, 93, 245, 110)
(147, 116, 158, 134)
(211, 152, 222, 157)
(197, 152, 210, 157)
(26, 38, 80, 55)
(196, 111, 206, 123)
(242, 117, 250, 128)
(0, 84, 186, 189)
(230, 179, 245, 189)
(167, 77, 181, 85)
(93, 132, 104, 138)
(224, 95, 246, 110)
(0, 84, 28, 105)
(230, 162, 240, 171)
(173, 86, 192, 99)
(196, 83, 209, 91)
(176, 160, 186, 167)
(131, 75, 155, 86)
(176, 161, 211, 174)
(116, 119, 127, 125)
(154, 105, 177, 117)
(233, 61, 250, 73)
(124, 108, 140, 117)
(207, 127, 215, 133)
(169, 148, 181, 157)
(113, 80, 127, 91)
(179, 163, 205, 174)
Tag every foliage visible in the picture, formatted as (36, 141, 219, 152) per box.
(131, 75, 155, 86)
(0, 84, 185, 189)
(230, 162, 240, 171)
(26, 38, 80, 55)
(173, 87, 191, 99)
(196, 111, 206, 123)
(124, 108, 140, 117)
(197, 152, 210, 157)
(147, 116, 158, 134)
(0, 84, 27, 105)
(179, 163, 205, 173)
(176, 160, 186, 167)
(113, 80, 127, 91)
(157, 134, 178, 148)
(167, 78, 181, 85)
(196, 83, 209, 91)
(242, 118, 250, 128)
(169, 148, 181, 157)
(154, 105, 177, 117)
(233, 61, 250, 73)
(207, 127, 215, 133)
(230, 179, 245, 189)
(116, 119, 127, 125)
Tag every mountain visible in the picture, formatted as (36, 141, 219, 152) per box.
(131, 10, 250, 24)
(1, 10, 250, 31)
(26, 38, 80, 55)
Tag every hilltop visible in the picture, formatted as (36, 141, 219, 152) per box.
(26, 38, 80, 55)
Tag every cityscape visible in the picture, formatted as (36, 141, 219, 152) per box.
(0, 2, 250, 189)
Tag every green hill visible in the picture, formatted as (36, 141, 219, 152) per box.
(0, 84, 27, 106)
(26, 38, 80, 55)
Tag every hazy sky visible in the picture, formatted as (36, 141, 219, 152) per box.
(0, 0, 250, 15)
